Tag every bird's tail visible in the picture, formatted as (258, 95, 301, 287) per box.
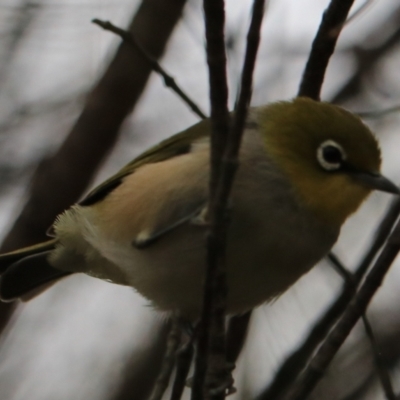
(0, 239, 71, 302)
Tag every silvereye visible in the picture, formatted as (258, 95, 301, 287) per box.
(0, 98, 398, 318)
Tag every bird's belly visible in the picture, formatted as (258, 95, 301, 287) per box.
(91, 208, 336, 318)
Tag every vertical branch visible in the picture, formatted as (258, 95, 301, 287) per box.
(204, 1, 231, 197)
(192, 1, 229, 398)
(193, 1, 265, 399)
(297, 0, 356, 100)
(192, 0, 229, 400)
(149, 321, 181, 400)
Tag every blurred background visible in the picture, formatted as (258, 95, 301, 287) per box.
(0, 0, 400, 399)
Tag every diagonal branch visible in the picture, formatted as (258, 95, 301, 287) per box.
(362, 314, 396, 400)
(298, 0, 356, 100)
(1, 0, 188, 253)
(0, 2, 187, 396)
(92, 19, 206, 120)
(331, 4, 400, 104)
(282, 214, 400, 400)
(256, 197, 400, 400)
(327, 255, 396, 400)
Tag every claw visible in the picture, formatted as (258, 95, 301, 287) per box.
(208, 378, 237, 396)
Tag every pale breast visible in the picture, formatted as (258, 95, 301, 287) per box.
(54, 128, 338, 318)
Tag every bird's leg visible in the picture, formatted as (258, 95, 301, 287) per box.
(190, 205, 209, 227)
(191, 199, 234, 227)
(188, 353, 236, 396)
(207, 364, 237, 396)
(184, 320, 237, 397)
(170, 320, 195, 400)
(148, 319, 182, 400)
(133, 205, 207, 249)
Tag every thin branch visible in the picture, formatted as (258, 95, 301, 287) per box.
(192, 0, 230, 397)
(170, 335, 195, 400)
(355, 197, 400, 281)
(282, 217, 400, 400)
(193, 1, 265, 399)
(344, 0, 375, 27)
(357, 105, 400, 119)
(228, 0, 265, 162)
(0, 0, 187, 396)
(298, 0, 356, 100)
(331, 5, 400, 104)
(327, 252, 354, 283)
(171, 313, 251, 400)
(256, 197, 400, 400)
(362, 315, 396, 400)
(255, 269, 357, 400)
(327, 255, 396, 400)
(92, 19, 206, 120)
(149, 321, 181, 400)
(1, 0, 187, 252)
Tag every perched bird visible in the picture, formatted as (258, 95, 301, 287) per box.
(0, 98, 398, 318)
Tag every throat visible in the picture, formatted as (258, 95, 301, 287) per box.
(290, 174, 370, 227)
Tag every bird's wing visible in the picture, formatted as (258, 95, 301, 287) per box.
(80, 118, 211, 206)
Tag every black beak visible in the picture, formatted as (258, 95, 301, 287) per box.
(349, 170, 400, 195)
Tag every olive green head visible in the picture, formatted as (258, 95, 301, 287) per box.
(259, 97, 398, 227)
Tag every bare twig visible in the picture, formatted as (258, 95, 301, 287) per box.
(192, 0, 230, 397)
(92, 19, 206, 120)
(193, 1, 265, 399)
(282, 217, 400, 400)
(1, 0, 187, 252)
(362, 315, 396, 400)
(257, 197, 400, 400)
(327, 252, 354, 283)
(0, 2, 187, 398)
(344, 0, 375, 27)
(327, 255, 396, 400)
(331, 5, 400, 104)
(149, 321, 181, 400)
(298, 0, 356, 100)
(357, 105, 400, 119)
(355, 197, 400, 281)
(170, 335, 195, 400)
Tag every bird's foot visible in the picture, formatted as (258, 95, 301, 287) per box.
(185, 363, 237, 396)
(191, 206, 209, 227)
(207, 362, 237, 396)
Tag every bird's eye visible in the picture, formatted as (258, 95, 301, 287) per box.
(317, 140, 346, 171)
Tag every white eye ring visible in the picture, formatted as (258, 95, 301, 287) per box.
(317, 140, 346, 171)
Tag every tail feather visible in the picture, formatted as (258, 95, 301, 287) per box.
(0, 251, 71, 301)
(0, 239, 58, 274)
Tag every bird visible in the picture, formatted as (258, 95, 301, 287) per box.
(0, 97, 398, 319)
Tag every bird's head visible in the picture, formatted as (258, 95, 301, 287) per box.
(259, 97, 399, 227)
